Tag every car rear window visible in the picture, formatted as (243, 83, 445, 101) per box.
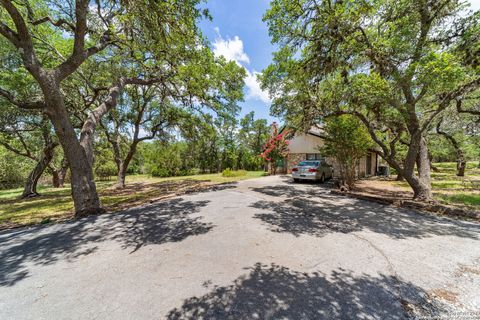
(298, 161, 319, 166)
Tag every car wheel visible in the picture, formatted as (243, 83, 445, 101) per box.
(320, 173, 325, 183)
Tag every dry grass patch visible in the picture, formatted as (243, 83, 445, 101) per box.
(0, 172, 266, 229)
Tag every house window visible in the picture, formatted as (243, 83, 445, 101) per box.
(306, 153, 323, 160)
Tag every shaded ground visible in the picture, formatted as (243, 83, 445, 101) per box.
(1, 175, 479, 319)
(0, 198, 213, 287)
(168, 264, 432, 320)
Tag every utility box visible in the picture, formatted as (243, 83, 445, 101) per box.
(377, 165, 389, 176)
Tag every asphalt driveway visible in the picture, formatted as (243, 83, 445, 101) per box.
(1, 175, 479, 319)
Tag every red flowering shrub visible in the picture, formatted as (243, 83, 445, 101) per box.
(260, 123, 290, 174)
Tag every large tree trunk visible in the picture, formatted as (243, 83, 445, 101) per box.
(116, 165, 127, 189)
(412, 137, 433, 201)
(386, 157, 433, 202)
(114, 159, 128, 189)
(406, 175, 433, 201)
(385, 134, 433, 202)
(45, 87, 103, 216)
(21, 142, 57, 198)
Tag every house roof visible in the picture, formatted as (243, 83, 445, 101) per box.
(279, 125, 327, 140)
(307, 130, 326, 139)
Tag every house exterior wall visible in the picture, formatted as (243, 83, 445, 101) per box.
(358, 157, 367, 177)
(369, 152, 378, 176)
(284, 131, 378, 177)
(287, 133, 325, 154)
(355, 152, 377, 178)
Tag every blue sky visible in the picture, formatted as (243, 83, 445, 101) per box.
(199, 0, 278, 124)
(199, 0, 480, 124)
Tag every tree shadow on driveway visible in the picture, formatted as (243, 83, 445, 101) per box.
(250, 185, 327, 198)
(250, 185, 480, 240)
(0, 198, 213, 287)
(167, 263, 446, 320)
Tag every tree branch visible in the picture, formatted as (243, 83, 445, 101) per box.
(0, 87, 45, 109)
(421, 76, 480, 131)
(0, 140, 36, 160)
(0, 0, 42, 76)
(0, 20, 20, 46)
(30, 16, 75, 32)
(456, 99, 480, 116)
(0, 0, 31, 42)
(54, 0, 114, 81)
(79, 76, 165, 148)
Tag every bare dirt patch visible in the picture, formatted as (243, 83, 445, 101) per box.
(429, 289, 460, 304)
(354, 178, 413, 202)
(456, 264, 480, 277)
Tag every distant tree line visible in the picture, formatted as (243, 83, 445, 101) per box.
(0, 110, 269, 189)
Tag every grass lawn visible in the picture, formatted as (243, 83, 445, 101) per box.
(0, 171, 266, 228)
(391, 162, 480, 210)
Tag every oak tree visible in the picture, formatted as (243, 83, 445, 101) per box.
(261, 0, 480, 201)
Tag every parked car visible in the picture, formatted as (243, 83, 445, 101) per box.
(292, 160, 333, 183)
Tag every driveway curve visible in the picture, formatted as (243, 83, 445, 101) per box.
(1, 175, 479, 319)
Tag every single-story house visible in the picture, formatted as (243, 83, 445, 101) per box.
(278, 127, 379, 178)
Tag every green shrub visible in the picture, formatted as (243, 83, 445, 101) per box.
(95, 162, 117, 180)
(222, 169, 247, 177)
(321, 115, 373, 188)
(150, 166, 201, 178)
(150, 166, 171, 177)
(0, 148, 32, 189)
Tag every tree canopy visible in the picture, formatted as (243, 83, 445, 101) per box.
(0, 0, 247, 214)
(261, 0, 480, 200)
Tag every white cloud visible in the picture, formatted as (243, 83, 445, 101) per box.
(245, 70, 271, 103)
(212, 31, 250, 65)
(212, 28, 270, 104)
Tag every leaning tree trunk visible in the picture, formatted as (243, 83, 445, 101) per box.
(45, 87, 103, 217)
(390, 135, 433, 202)
(21, 142, 57, 198)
